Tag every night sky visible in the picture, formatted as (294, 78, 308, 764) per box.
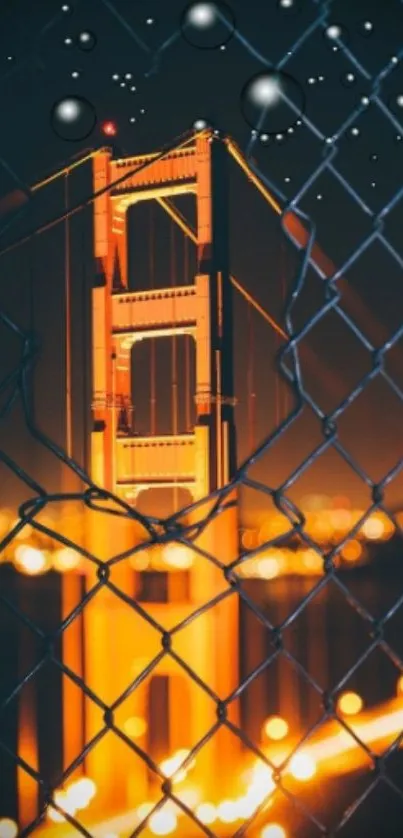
(0, 0, 402, 513)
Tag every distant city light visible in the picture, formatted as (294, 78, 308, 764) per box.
(0, 819, 18, 838)
(338, 692, 363, 716)
(289, 753, 316, 781)
(263, 716, 289, 741)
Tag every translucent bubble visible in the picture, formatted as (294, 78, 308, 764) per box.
(50, 95, 97, 141)
(78, 30, 97, 51)
(193, 118, 209, 130)
(341, 71, 356, 86)
(240, 70, 305, 136)
(361, 20, 373, 35)
(180, 1, 235, 49)
(324, 23, 348, 47)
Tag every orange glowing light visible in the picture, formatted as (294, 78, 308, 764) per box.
(14, 545, 49, 575)
(124, 716, 148, 738)
(53, 547, 81, 572)
(101, 120, 118, 136)
(338, 691, 363, 716)
(129, 549, 150, 570)
(257, 556, 281, 579)
(0, 819, 18, 838)
(217, 800, 239, 823)
(289, 753, 316, 781)
(361, 515, 384, 540)
(162, 544, 193, 569)
(397, 676, 403, 696)
(149, 809, 177, 835)
(341, 540, 362, 563)
(261, 825, 286, 838)
(301, 549, 323, 573)
(263, 716, 289, 741)
(196, 803, 216, 824)
(66, 777, 96, 809)
(137, 802, 154, 821)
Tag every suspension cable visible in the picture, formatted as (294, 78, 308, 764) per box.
(184, 235, 192, 432)
(149, 204, 156, 436)
(170, 222, 179, 511)
(247, 302, 256, 454)
(64, 170, 73, 460)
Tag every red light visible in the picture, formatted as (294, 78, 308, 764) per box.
(101, 121, 117, 137)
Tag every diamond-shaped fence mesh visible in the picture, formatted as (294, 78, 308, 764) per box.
(1, 1, 403, 837)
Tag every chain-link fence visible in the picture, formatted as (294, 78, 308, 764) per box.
(1, 0, 403, 836)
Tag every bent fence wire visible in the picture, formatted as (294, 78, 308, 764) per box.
(1, 1, 403, 836)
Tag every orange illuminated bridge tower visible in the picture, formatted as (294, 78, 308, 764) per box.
(82, 131, 241, 815)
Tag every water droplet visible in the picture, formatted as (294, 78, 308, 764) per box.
(307, 77, 316, 85)
(61, 3, 72, 12)
(240, 69, 305, 136)
(140, 108, 146, 114)
(6, 55, 14, 61)
(324, 23, 347, 43)
(284, 176, 291, 182)
(129, 116, 136, 124)
(361, 20, 373, 35)
(316, 194, 323, 200)
(391, 56, 398, 65)
(318, 75, 325, 82)
(181, 1, 235, 49)
(125, 73, 133, 80)
(260, 133, 270, 143)
(112, 73, 120, 81)
(120, 81, 126, 88)
(287, 126, 294, 134)
(275, 133, 284, 141)
(396, 134, 402, 142)
(370, 181, 376, 188)
(50, 95, 97, 141)
(193, 118, 209, 130)
(361, 96, 370, 106)
(369, 153, 378, 162)
(146, 18, 154, 25)
(350, 126, 360, 137)
(278, 0, 298, 8)
(130, 85, 137, 93)
(64, 36, 73, 46)
(71, 70, 80, 78)
(396, 94, 403, 108)
(219, 44, 226, 50)
(78, 30, 97, 51)
(341, 71, 356, 86)
(296, 119, 302, 126)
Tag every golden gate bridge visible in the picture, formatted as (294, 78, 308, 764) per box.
(0, 128, 402, 838)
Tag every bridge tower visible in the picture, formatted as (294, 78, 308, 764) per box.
(83, 132, 240, 815)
